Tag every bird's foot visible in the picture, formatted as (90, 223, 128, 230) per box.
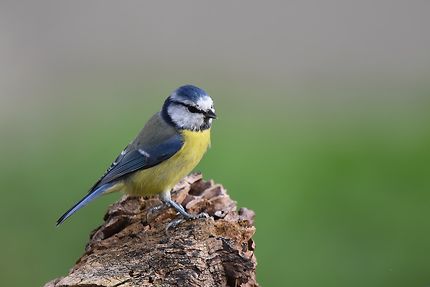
(193, 212, 210, 219)
(165, 218, 185, 234)
(165, 212, 209, 234)
(145, 204, 167, 223)
(159, 191, 210, 233)
(164, 198, 195, 219)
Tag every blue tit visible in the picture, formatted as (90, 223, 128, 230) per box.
(57, 85, 217, 225)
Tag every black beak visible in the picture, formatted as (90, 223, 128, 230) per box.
(205, 109, 217, 119)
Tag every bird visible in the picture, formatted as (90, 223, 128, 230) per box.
(57, 84, 217, 225)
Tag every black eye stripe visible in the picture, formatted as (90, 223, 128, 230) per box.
(186, 105, 201, 113)
(171, 100, 204, 114)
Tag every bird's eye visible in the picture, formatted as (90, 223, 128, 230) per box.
(186, 105, 201, 113)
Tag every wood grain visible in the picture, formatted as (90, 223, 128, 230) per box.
(45, 173, 258, 287)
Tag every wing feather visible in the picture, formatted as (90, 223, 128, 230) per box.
(89, 113, 183, 192)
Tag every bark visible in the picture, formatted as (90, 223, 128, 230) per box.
(45, 173, 258, 287)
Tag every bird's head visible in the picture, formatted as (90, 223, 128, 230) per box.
(162, 85, 217, 131)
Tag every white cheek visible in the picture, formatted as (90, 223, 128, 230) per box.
(168, 105, 204, 130)
(168, 105, 189, 126)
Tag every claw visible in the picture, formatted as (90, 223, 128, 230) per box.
(145, 204, 166, 223)
(159, 190, 210, 234)
(164, 212, 210, 235)
(165, 218, 185, 235)
(196, 212, 209, 219)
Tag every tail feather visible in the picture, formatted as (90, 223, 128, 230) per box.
(56, 183, 113, 226)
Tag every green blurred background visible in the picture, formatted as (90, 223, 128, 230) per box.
(1, 1, 430, 286)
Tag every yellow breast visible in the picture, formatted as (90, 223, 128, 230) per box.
(124, 129, 211, 196)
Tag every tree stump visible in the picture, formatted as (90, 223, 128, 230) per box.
(45, 173, 258, 287)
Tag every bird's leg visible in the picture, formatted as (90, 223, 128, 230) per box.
(159, 190, 195, 219)
(159, 190, 210, 232)
(146, 189, 191, 223)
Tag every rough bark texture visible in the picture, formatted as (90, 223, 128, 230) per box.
(45, 173, 258, 287)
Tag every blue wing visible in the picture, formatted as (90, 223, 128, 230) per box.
(92, 132, 183, 190)
(57, 113, 183, 225)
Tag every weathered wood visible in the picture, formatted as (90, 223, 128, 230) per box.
(45, 173, 258, 287)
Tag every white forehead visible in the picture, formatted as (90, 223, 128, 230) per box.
(171, 91, 213, 110)
(196, 96, 213, 110)
(170, 91, 182, 102)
